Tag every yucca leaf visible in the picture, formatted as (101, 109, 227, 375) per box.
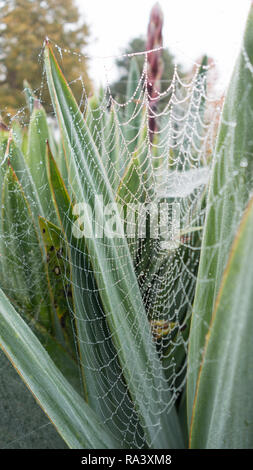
(12, 120, 23, 149)
(117, 105, 156, 273)
(4, 136, 44, 219)
(21, 129, 28, 157)
(187, 3, 253, 425)
(1, 139, 73, 347)
(117, 152, 146, 204)
(0, 136, 8, 194)
(46, 144, 146, 447)
(27, 105, 57, 222)
(0, 287, 121, 449)
(31, 317, 82, 396)
(1, 160, 83, 391)
(44, 41, 183, 448)
(0, 136, 8, 289)
(116, 151, 146, 261)
(38, 216, 76, 355)
(55, 139, 70, 190)
(1, 167, 30, 306)
(103, 105, 123, 188)
(1, 192, 81, 394)
(1, 166, 51, 328)
(24, 81, 68, 190)
(86, 93, 105, 156)
(23, 79, 37, 114)
(190, 196, 253, 448)
(178, 387, 188, 448)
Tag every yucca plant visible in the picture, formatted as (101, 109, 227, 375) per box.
(1, 4, 253, 450)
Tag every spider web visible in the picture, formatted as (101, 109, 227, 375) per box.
(0, 44, 221, 448)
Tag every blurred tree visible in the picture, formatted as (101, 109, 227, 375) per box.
(110, 36, 183, 103)
(0, 0, 92, 116)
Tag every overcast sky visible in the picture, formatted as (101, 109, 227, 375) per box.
(77, 0, 251, 92)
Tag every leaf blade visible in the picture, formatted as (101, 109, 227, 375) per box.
(190, 196, 253, 448)
(0, 287, 121, 449)
(187, 4, 253, 425)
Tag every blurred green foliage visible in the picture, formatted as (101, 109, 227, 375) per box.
(0, 0, 92, 118)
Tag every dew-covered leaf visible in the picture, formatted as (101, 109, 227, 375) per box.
(187, 4, 253, 425)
